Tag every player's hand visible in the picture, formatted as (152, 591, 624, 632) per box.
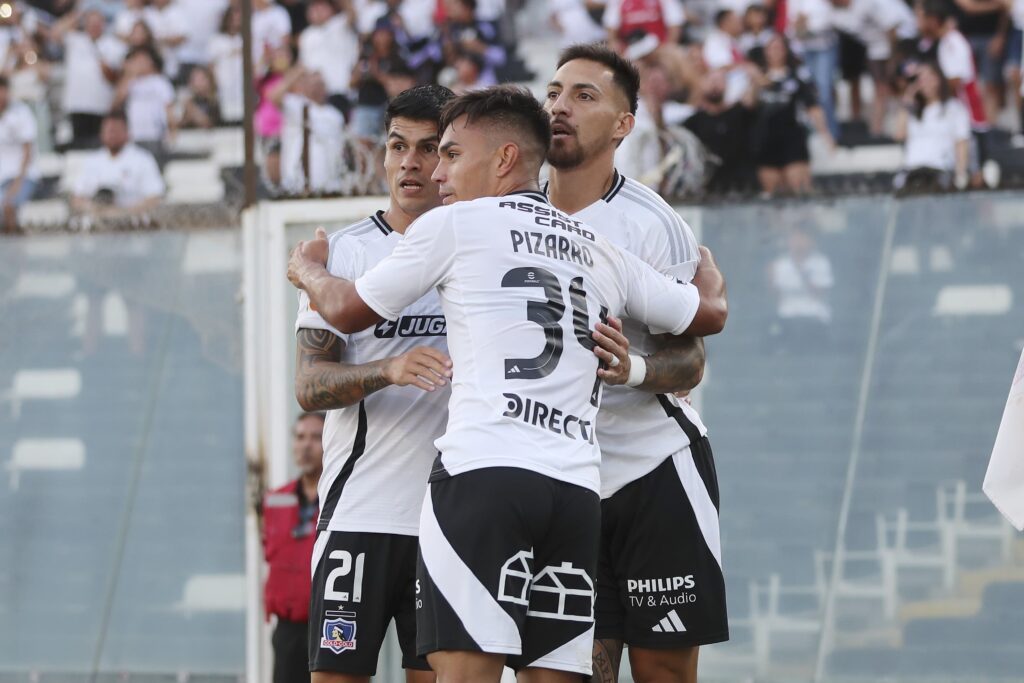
(287, 227, 330, 289)
(383, 347, 454, 392)
(593, 316, 632, 386)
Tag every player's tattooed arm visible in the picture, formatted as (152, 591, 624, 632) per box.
(641, 334, 706, 394)
(295, 328, 389, 411)
(593, 317, 705, 394)
(587, 638, 623, 683)
(295, 328, 454, 411)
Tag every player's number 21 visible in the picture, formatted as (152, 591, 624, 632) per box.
(324, 550, 366, 603)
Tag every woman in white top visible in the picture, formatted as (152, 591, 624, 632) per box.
(4, 36, 52, 153)
(112, 45, 176, 168)
(893, 61, 971, 192)
(208, 5, 244, 123)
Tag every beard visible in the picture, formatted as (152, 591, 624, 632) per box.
(546, 134, 588, 169)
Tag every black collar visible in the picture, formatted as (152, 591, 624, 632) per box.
(371, 210, 395, 235)
(541, 169, 625, 203)
(602, 170, 625, 202)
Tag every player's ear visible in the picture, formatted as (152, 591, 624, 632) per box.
(494, 141, 520, 178)
(613, 112, 635, 144)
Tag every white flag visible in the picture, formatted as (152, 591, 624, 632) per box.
(983, 347, 1024, 530)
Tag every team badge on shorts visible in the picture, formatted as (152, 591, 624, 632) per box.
(321, 610, 358, 654)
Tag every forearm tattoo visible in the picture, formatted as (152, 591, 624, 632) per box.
(588, 639, 622, 683)
(295, 328, 389, 410)
(639, 336, 705, 394)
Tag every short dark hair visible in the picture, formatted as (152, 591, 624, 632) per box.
(922, 0, 952, 21)
(438, 85, 552, 162)
(556, 43, 641, 115)
(385, 84, 455, 132)
(714, 9, 734, 27)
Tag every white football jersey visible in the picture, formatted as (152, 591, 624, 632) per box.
(354, 191, 700, 494)
(559, 171, 710, 498)
(295, 211, 450, 536)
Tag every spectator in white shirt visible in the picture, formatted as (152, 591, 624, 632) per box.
(549, 0, 607, 48)
(71, 110, 165, 220)
(396, 0, 438, 41)
(830, 0, 907, 136)
(174, 0, 230, 75)
(148, 0, 187, 81)
(787, 0, 839, 137)
(299, 0, 360, 114)
(113, 0, 158, 42)
(894, 61, 971, 192)
(705, 9, 746, 70)
(0, 76, 38, 233)
(6, 35, 51, 153)
(0, 2, 35, 68)
(208, 4, 244, 123)
(272, 67, 347, 194)
(50, 6, 126, 149)
(113, 46, 176, 167)
(252, 0, 292, 69)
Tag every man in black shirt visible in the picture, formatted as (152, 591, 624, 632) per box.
(683, 69, 759, 195)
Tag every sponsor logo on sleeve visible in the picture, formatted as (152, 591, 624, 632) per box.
(374, 315, 446, 338)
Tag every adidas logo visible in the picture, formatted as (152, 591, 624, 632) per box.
(509, 365, 521, 374)
(652, 609, 687, 633)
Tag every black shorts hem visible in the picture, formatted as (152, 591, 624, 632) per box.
(311, 662, 378, 676)
(416, 640, 521, 658)
(402, 656, 434, 671)
(624, 630, 730, 649)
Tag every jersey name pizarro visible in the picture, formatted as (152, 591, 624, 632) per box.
(569, 172, 709, 498)
(354, 191, 700, 495)
(295, 213, 450, 536)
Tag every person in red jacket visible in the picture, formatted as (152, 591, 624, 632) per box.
(263, 411, 325, 683)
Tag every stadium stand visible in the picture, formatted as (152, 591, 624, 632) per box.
(0, 231, 245, 677)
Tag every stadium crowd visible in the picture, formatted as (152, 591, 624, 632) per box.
(0, 0, 1020, 232)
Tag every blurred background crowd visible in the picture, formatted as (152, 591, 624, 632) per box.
(1, 0, 1024, 232)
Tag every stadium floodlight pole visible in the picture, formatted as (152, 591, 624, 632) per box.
(241, 0, 258, 209)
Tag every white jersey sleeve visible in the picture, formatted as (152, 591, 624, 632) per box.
(355, 207, 456, 321)
(295, 220, 377, 340)
(619, 248, 700, 336)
